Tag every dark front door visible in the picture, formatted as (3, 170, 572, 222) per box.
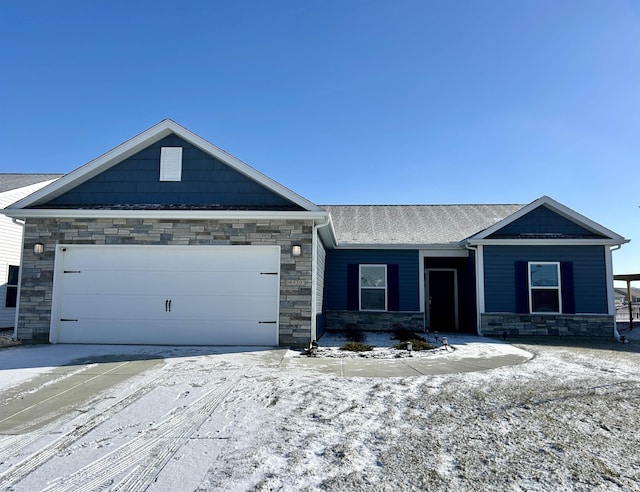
(428, 270, 457, 330)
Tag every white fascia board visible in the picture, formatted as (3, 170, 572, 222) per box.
(8, 123, 176, 209)
(469, 195, 626, 243)
(8, 119, 322, 212)
(0, 208, 330, 221)
(466, 238, 629, 246)
(333, 242, 467, 252)
(167, 121, 323, 212)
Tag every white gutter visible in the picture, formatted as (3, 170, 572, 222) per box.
(0, 208, 330, 221)
(467, 238, 629, 247)
(11, 218, 25, 342)
(609, 244, 622, 341)
(311, 214, 334, 341)
(333, 242, 465, 250)
(465, 243, 484, 336)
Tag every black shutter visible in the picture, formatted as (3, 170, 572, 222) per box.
(387, 264, 400, 311)
(561, 261, 576, 314)
(514, 261, 529, 313)
(347, 264, 359, 310)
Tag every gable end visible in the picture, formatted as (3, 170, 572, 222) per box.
(35, 135, 303, 211)
(487, 205, 608, 239)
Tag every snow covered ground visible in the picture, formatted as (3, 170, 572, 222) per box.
(0, 331, 639, 491)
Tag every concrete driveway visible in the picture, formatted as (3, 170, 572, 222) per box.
(0, 336, 531, 434)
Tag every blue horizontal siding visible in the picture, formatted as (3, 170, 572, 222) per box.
(43, 135, 298, 208)
(324, 249, 420, 311)
(490, 205, 605, 238)
(484, 245, 607, 313)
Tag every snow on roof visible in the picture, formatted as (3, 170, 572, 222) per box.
(321, 204, 525, 245)
(0, 174, 64, 193)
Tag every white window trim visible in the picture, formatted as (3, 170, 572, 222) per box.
(160, 147, 183, 181)
(359, 264, 387, 312)
(528, 261, 562, 314)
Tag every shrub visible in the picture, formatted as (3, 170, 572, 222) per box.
(340, 342, 374, 352)
(344, 323, 365, 342)
(392, 329, 427, 343)
(392, 339, 434, 351)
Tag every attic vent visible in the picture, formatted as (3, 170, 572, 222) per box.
(160, 147, 183, 181)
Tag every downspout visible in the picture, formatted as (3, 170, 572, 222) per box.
(311, 214, 334, 342)
(609, 244, 622, 340)
(11, 218, 26, 341)
(465, 242, 483, 336)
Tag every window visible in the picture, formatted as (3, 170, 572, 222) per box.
(360, 264, 387, 311)
(528, 262, 561, 313)
(159, 147, 183, 181)
(5, 265, 19, 308)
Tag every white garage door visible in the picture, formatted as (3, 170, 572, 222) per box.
(50, 245, 280, 345)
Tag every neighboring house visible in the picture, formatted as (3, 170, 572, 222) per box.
(1, 120, 629, 346)
(0, 174, 62, 328)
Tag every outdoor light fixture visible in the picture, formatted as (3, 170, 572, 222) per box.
(291, 244, 302, 257)
(33, 243, 45, 255)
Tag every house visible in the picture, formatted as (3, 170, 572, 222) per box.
(0, 174, 62, 329)
(1, 120, 629, 346)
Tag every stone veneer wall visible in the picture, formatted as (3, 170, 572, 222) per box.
(480, 313, 614, 337)
(18, 217, 313, 347)
(325, 310, 425, 333)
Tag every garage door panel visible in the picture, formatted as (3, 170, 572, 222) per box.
(57, 318, 277, 345)
(53, 245, 281, 346)
(60, 270, 279, 296)
(62, 247, 279, 272)
(61, 293, 277, 322)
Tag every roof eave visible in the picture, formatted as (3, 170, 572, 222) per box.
(465, 238, 630, 246)
(333, 242, 465, 250)
(0, 208, 330, 221)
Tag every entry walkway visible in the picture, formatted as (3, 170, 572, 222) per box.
(277, 333, 534, 377)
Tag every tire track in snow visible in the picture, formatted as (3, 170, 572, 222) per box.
(0, 433, 42, 461)
(43, 365, 254, 492)
(0, 369, 167, 490)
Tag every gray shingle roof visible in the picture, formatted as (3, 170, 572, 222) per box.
(321, 204, 525, 245)
(0, 174, 63, 193)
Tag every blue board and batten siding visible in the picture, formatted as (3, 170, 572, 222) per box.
(483, 245, 608, 314)
(42, 135, 299, 209)
(324, 250, 420, 312)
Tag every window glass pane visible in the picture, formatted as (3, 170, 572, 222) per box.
(531, 289, 560, 313)
(7, 265, 19, 286)
(360, 265, 386, 287)
(530, 263, 559, 287)
(361, 289, 385, 311)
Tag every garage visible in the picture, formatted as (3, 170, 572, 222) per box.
(50, 245, 280, 345)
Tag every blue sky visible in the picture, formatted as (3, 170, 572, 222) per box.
(1, 0, 638, 277)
